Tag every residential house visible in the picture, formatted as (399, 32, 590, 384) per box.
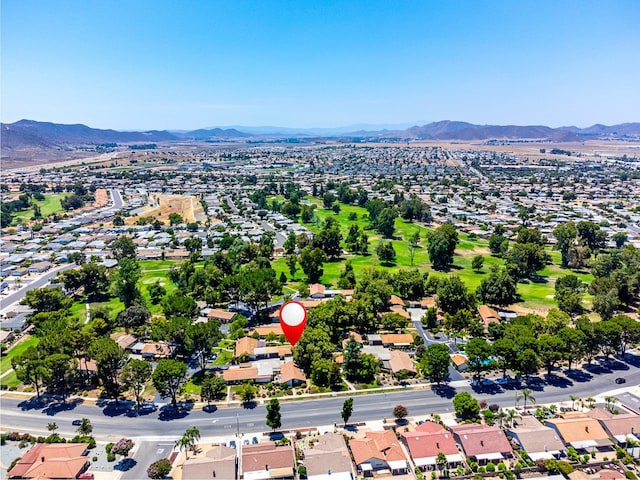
(450, 355, 468, 372)
(7, 443, 89, 479)
(279, 361, 306, 387)
(208, 308, 237, 323)
(506, 415, 566, 461)
(309, 283, 326, 298)
(587, 408, 640, 445)
(240, 442, 295, 480)
(477, 305, 500, 333)
(380, 333, 414, 349)
(545, 412, 613, 453)
(236, 337, 259, 359)
(349, 430, 409, 476)
(140, 342, 175, 360)
(383, 350, 417, 377)
(449, 424, 512, 464)
(401, 421, 464, 471)
(182, 445, 237, 480)
(302, 432, 354, 480)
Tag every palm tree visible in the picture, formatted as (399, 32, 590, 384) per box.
(47, 422, 58, 434)
(436, 452, 448, 476)
(569, 395, 579, 411)
(495, 409, 507, 429)
(505, 409, 522, 428)
(586, 397, 596, 408)
(604, 396, 619, 413)
(517, 388, 536, 411)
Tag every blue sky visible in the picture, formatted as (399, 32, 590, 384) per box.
(2, 0, 639, 130)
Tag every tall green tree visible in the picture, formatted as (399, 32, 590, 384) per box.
(299, 247, 327, 284)
(436, 276, 471, 315)
(121, 359, 152, 409)
(186, 320, 222, 371)
(110, 236, 137, 261)
(113, 257, 142, 307)
(12, 346, 49, 399)
(465, 338, 492, 381)
(152, 359, 187, 408)
(476, 269, 517, 307)
(553, 222, 577, 268)
(22, 287, 72, 313)
(427, 224, 459, 271)
(341, 398, 354, 425)
(266, 398, 282, 431)
(420, 343, 450, 385)
(89, 338, 127, 404)
(453, 392, 480, 420)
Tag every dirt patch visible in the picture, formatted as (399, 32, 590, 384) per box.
(129, 194, 200, 224)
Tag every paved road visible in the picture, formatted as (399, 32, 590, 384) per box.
(0, 264, 75, 313)
(109, 189, 124, 210)
(260, 220, 287, 248)
(2, 355, 639, 441)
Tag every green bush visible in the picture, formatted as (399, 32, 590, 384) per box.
(625, 471, 637, 480)
(107, 452, 116, 462)
(486, 462, 496, 472)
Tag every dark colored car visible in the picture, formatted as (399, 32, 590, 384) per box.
(72, 419, 82, 426)
(615, 377, 626, 384)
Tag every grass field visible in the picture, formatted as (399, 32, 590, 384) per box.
(274, 197, 595, 313)
(0, 336, 39, 375)
(11, 193, 70, 225)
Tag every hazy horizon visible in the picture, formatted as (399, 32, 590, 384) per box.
(2, 0, 639, 130)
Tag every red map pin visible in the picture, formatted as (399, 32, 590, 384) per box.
(279, 300, 307, 346)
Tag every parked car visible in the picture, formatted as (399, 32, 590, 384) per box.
(252, 437, 259, 444)
(229, 440, 237, 449)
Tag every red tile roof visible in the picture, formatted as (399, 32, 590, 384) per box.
(349, 430, 407, 466)
(8, 443, 89, 479)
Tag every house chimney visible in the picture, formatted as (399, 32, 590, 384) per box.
(480, 440, 484, 446)
(585, 426, 589, 433)
(41, 456, 45, 463)
(437, 442, 440, 448)
(265, 464, 269, 471)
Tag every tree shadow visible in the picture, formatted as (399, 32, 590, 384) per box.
(432, 385, 457, 399)
(203, 404, 218, 414)
(622, 352, 640, 368)
(158, 404, 192, 421)
(544, 374, 573, 388)
(42, 398, 82, 416)
(242, 400, 257, 410)
(18, 397, 52, 411)
(114, 458, 137, 471)
(565, 369, 593, 383)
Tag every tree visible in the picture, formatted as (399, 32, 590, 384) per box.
(299, 247, 327, 284)
(168, 212, 184, 226)
(427, 224, 459, 270)
(517, 388, 536, 410)
(239, 382, 257, 403)
(47, 422, 58, 434)
(286, 254, 298, 280)
(558, 327, 586, 371)
(376, 241, 396, 265)
(476, 269, 517, 307)
(537, 334, 565, 376)
(506, 242, 546, 279)
(110, 235, 137, 261)
(12, 346, 49, 398)
(613, 232, 628, 248)
(44, 353, 75, 401)
(436, 276, 471, 315)
(314, 223, 343, 259)
(471, 255, 484, 273)
(489, 234, 509, 256)
(341, 398, 354, 425)
(577, 221, 607, 255)
(117, 304, 151, 331)
(111, 438, 135, 458)
(113, 257, 142, 307)
(466, 338, 492, 380)
(517, 349, 539, 379)
(176, 426, 200, 460)
(89, 338, 127, 404)
(374, 207, 398, 238)
(342, 336, 363, 382)
(147, 459, 172, 479)
(393, 405, 408, 420)
(283, 231, 297, 254)
(201, 375, 226, 406)
(121, 359, 152, 409)
(408, 230, 420, 266)
(22, 287, 72, 313)
(162, 292, 198, 319)
(186, 320, 222, 372)
(148, 282, 167, 305)
(453, 392, 480, 420)
(266, 398, 282, 431)
(492, 338, 517, 378)
(554, 274, 584, 315)
(77, 418, 93, 436)
(311, 357, 342, 388)
(152, 359, 188, 408)
(420, 343, 450, 385)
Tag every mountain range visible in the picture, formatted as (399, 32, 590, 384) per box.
(2, 119, 640, 164)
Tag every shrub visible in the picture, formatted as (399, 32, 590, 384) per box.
(497, 462, 507, 471)
(625, 471, 637, 480)
(147, 458, 172, 479)
(107, 452, 116, 462)
(92, 456, 98, 462)
(486, 462, 496, 472)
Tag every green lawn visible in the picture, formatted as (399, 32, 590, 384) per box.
(275, 196, 594, 313)
(11, 194, 70, 225)
(0, 336, 39, 375)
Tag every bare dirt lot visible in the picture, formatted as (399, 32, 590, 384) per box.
(129, 193, 203, 225)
